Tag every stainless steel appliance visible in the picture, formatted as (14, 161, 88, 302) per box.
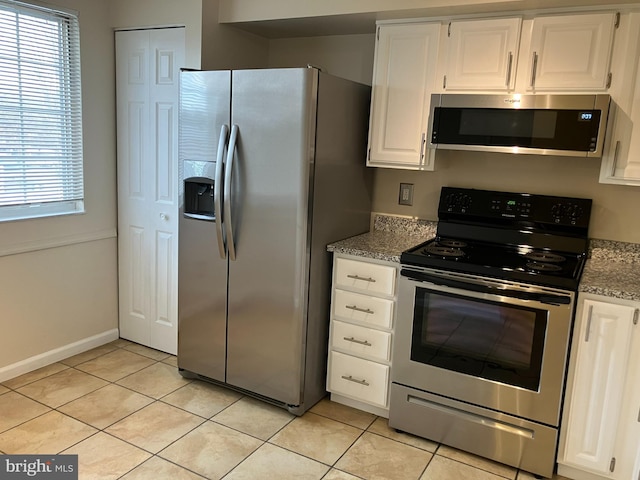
(178, 67, 372, 415)
(390, 187, 592, 478)
(428, 93, 611, 157)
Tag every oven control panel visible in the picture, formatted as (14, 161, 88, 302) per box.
(440, 187, 592, 230)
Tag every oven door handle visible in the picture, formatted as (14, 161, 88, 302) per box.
(401, 269, 571, 305)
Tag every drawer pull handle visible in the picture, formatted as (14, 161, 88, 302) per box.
(341, 375, 370, 386)
(343, 336, 372, 347)
(345, 305, 374, 314)
(346, 274, 376, 283)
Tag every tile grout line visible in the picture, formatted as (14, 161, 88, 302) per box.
(1, 340, 547, 479)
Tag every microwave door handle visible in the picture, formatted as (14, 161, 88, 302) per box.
(401, 269, 570, 305)
(224, 124, 239, 261)
(214, 124, 229, 259)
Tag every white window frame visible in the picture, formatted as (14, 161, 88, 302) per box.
(0, 0, 84, 222)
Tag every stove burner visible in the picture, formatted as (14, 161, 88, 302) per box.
(526, 262, 563, 272)
(439, 239, 468, 248)
(524, 251, 566, 263)
(423, 245, 466, 258)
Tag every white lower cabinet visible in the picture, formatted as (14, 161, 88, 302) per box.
(327, 254, 398, 416)
(558, 294, 640, 480)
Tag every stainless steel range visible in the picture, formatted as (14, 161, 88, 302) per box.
(390, 187, 592, 479)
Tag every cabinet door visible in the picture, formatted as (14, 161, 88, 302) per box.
(562, 299, 636, 474)
(367, 23, 440, 169)
(600, 27, 640, 186)
(612, 317, 640, 480)
(444, 17, 521, 91)
(526, 13, 616, 91)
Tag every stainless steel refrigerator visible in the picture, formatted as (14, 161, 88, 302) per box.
(177, 67, 372, 414)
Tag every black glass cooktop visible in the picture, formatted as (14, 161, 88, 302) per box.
(402, 236, 586, 290)
(401, 187, 592, 290)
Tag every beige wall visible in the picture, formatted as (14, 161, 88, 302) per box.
(373, 152, 640, 243)
(201, 0, 269, 70)
(1, 0, 118, 373)
(110, 0, 203, 69)
(268, 34, 375, 85)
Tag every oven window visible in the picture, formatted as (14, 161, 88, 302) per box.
(410, 288, 547, 391)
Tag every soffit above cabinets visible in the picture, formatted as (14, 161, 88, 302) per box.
(217, 0, 640, 38)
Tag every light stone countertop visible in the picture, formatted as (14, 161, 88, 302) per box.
(326, 215, 436, 263)
(328, 215, 640, 301)
(579, 239, 640, 301)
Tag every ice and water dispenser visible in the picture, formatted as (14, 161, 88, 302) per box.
(182, 160, 216, 221)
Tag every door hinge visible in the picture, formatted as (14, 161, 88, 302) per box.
(610, 457, 616, 473)
(633, 308, 639, 325)
(448, 22, 452, 37)
(615, 12, 621, 28)
(607, 72, 613, 89)
(443, 75, 447, 89)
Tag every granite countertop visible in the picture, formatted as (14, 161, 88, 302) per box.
(327, 215, 436, 263)
(329, 215, 640, 301)
(579, 239, 640, 301)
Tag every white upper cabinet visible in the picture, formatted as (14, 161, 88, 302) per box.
(443, 17, 521, 91)
(600, 12, 640, 185)
(367, 22, 440, 170)
(521, 12, 617, 92)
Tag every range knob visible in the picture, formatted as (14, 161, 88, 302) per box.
(566, 204, 584, 219)
(444, 193, 472, 213)
(551, 203, 565, 223)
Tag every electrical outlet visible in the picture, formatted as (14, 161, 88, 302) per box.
(399, 183, 414, 206)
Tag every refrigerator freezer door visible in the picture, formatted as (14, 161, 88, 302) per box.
(177, 70, 230, 382)
(225, 68, 318, 406)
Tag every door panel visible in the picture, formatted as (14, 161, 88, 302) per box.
(177, 70, 231, 382)
(226, 68, 316, 405)
(116, 28, 185, 354)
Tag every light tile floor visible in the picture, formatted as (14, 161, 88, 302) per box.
(0, 339, 571, 480)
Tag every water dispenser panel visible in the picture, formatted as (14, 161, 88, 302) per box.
(184, 178, 215, 220)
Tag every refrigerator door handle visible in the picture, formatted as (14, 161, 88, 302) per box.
(214, 124, 229, 259)
(224, 124, 239, 261)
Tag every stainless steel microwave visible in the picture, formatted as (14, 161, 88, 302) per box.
(428, 93, 611, 158)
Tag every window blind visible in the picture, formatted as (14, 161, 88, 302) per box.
(0, 0, 84, 222)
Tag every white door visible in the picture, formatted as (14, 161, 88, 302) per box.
(444, 17, 521, 91)
(367, 23, 440, 170)
(116, 28, 185, 354)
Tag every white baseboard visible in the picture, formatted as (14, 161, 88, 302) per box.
(0, 329, 120, 383)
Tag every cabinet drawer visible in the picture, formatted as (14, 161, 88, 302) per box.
(332, 320, 392, 362)
(334, 258, 396, 296)
(333, 289, 394, 329)
(328, 351, 389, 408)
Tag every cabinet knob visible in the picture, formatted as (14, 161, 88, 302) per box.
(160, 213, 167, 221)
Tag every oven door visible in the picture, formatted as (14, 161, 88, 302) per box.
(393, 266, 575, 427)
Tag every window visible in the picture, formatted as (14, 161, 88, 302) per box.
(0, 0, 83, 222)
